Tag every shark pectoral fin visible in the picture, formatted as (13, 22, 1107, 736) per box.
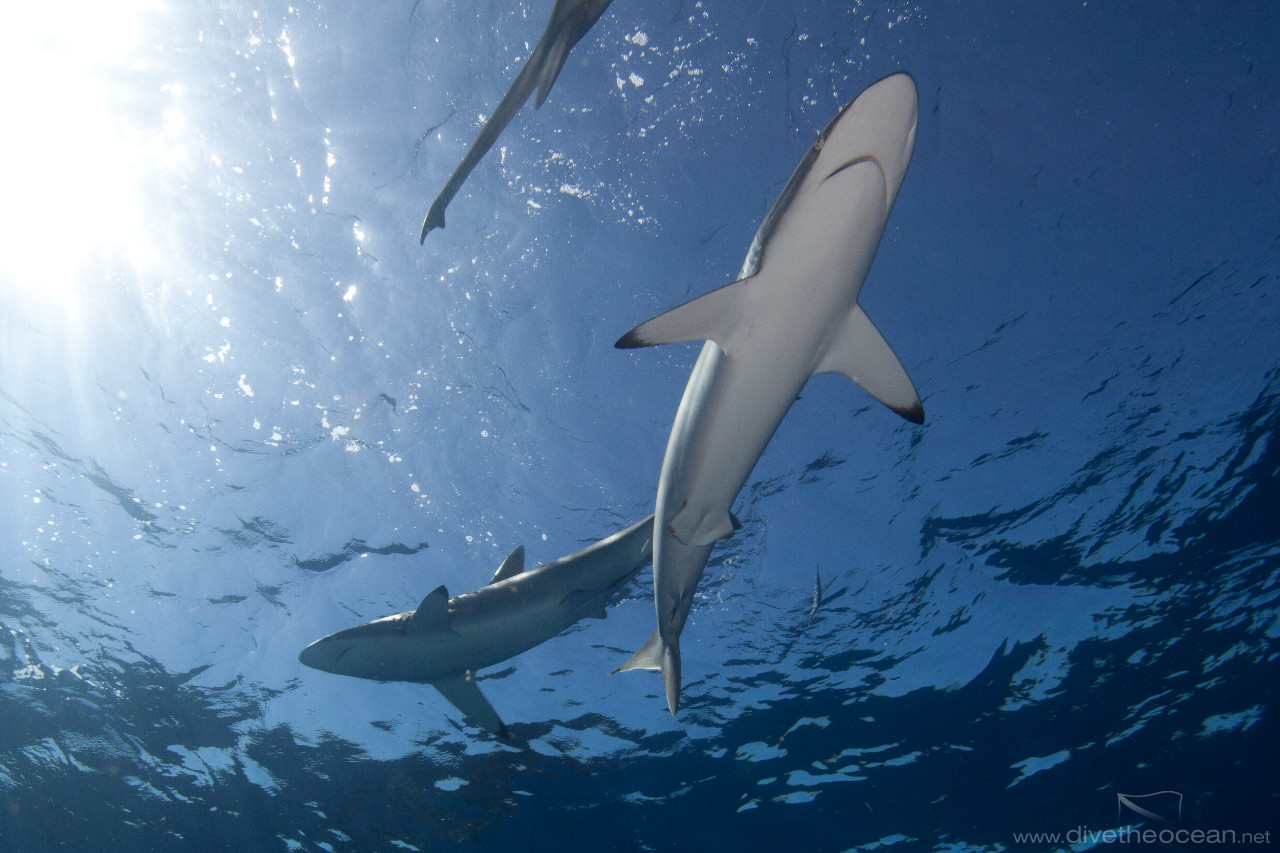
(432, 673, 510, 740)
(408, 585, 451, 635)
(816, 305, 925, 424)
(667, 504, 737, 547)
(489, 546, 526, 586)
(615, 276, 753, 351)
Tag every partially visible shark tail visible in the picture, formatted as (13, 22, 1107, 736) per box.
(419, 199, 447, 243)
(614, 629, 683, 716)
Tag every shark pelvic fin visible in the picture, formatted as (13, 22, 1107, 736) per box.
(667, 504, 738, 547)
(533, 0, 615, 108)
(615, 276, 753, 352)
(534, 7, 580, 108)
(432, 672, 510, 740)
(489, 546, 526, 586)
(815, 304, 924, 424)
(409, 585, 451, 634)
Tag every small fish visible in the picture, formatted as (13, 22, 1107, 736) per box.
(807, 565, 823, 627)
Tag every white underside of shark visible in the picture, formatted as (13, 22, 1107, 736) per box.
(300, 515, 653, 739)
(615, 72, 925, 714)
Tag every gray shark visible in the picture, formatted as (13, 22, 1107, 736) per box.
(614, 72, 924, 714)
(419, 0, 616, 242)
(299, 514, 653, 739)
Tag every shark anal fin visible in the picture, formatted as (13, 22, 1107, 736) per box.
(615, 276, 754, 351)
(432, 672, 510, 740)
(489, 545, 526, 586)
(815, 305, 924, 424)
(667, 504, 737, 548)
(409, 585, 451, 634)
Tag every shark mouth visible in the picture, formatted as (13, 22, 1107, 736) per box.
(821, 155, 892, 211)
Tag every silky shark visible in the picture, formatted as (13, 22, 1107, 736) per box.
(614, 72, 924, 715)
(299, 514, 653, 739)
(419, 0, 616, 242)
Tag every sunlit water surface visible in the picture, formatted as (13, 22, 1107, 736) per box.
(2, 1, 1277, 850)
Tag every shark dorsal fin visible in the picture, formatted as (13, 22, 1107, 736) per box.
(409, 585, 450, 634)
(488, 546, 526, 586)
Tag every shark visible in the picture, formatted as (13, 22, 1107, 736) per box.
(614, 72, 925, 715)
(419, 0, 616, 242)
(299, 514, 653, 739)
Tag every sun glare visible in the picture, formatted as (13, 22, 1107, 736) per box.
(0, 1, 162, 319)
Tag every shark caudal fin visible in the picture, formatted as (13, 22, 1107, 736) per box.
(815, 304, 924, 424)
(614, 630, 683, 716)
(419, 200, 446, 243)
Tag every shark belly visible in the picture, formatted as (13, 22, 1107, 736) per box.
(633, 157, 902, 715)
(658, 164, 890, 550)
(447, 594, 579, 671)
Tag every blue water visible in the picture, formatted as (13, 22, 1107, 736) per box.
(2, 1, 1278, 850)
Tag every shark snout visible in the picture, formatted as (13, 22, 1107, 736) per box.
(298, 638, 352, 673)
(822, 72, 918, 204)
(857, 72, 918, 196)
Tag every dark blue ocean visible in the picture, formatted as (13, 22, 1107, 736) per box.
(2, 1, 1277, 850)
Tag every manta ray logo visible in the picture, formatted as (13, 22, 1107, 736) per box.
(1117, 791, 1183, 823)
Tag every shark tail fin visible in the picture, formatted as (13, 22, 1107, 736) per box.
(419, 199, 446, 243)
(613, 630, 682, 716)
(815, 304, 924, 424)
(614, 630, 663, 672)
(615, 277, 752, 352)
